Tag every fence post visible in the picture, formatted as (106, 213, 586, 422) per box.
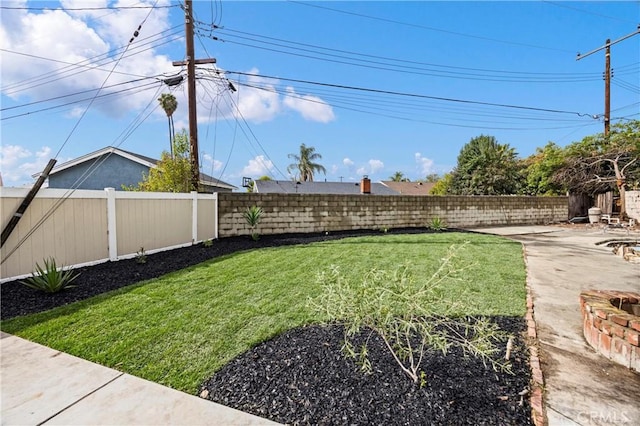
(213, 192, 218, 239)
(105, 188, 118, 261)
(191, 191, 198, 243)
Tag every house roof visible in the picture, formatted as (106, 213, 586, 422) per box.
(253, 180, 400, 195)
(380, 181, 436, 195)
(36, 146, 236, 190)
(199, 171, 236, 190)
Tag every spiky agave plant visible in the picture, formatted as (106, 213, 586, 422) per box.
(20, 258, 80, 293)
(243, 205, 264, 240)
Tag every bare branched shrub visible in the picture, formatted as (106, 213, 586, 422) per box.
(309, 243, 511, 384)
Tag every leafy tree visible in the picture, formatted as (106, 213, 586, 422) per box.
(246, 175, 272, 192)
(287, 143, 326, 182)
(449, 135, 522, 195)
(520, 142, 565, 196)
(390, 171, 409, 182)
(127, 129, 192, 193)
(158, 93, 178, 158)
(553, 120, 640, 217)
(424, 173, 441, 183)
(429, 173, 453, 195)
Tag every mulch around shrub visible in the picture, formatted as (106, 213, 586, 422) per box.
(200, 319, 532, 425)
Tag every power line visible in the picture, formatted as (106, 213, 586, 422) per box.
(612, 80, 640, 95)
(225, 71, 598, 118)
(287, 0, 575, 54)
(234, 80, 595, 131)
(192, 11, 282, 181)
(199, 74, 287, 179)
(210, 26, 603, 82)
(1, 5, 177, 11)
(541, 1, 637, 24)
(1, 29, 182, 95)
(1, 81, 161, 121)
(201, 30, 602, 84)
(1, 77, 161, 112)
(235, 77, 588, 123)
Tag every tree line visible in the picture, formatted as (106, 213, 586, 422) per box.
(429, 120, 639, 217)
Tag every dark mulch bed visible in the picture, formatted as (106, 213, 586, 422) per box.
(1, 227, 532, 424)
(201, 320, 532, 425)
(2, 228, 415, 320)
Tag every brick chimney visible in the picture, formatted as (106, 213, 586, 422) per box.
(361, 175, 371, 194)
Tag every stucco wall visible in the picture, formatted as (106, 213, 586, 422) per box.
(217, 193, 569, 237)
(49, 155, 149, 190)
(626, 190, 640, 221)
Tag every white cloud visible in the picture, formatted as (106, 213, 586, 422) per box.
(0, 145, 52, 185)
(368, 159, 384, 174)
(225, 70, 335, 124)
(241, 155, 274, 177)
(202, 153, 223, 172)
(282, 87, 335, 123)
(354, 159, 384, 177)
(415, 152, 434, 175)
(343, 158, 354, 167)
(1, 1, 176, 118)
(231, 70, 281, 123)
(0, 144, 31, 169)
(0, 3, 334, 138)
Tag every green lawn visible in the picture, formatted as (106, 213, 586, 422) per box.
(1, 233, 526, 393)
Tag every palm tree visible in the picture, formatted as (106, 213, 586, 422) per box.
(287, 143, 326, 182)
(390, 171, 408, 182)
(158, 93, 178, 158)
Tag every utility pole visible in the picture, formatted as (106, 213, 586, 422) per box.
(172, 0, 216, 191)
(603, 39, 611, 136)
(577, 26, 640, 137)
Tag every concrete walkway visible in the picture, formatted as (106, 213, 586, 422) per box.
(2, 225, 639, 425)
(475, 225, 640, 426)
(1, 331, 278, 425)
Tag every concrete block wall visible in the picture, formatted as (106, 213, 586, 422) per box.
(626, 191, 640, 221)
(217, 193, 568, 237)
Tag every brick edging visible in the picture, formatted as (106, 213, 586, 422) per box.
(523, 247, 547, 426)
(579, 290, 640, 372)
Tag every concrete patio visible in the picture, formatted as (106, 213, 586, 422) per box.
(475, 225, 640, 426)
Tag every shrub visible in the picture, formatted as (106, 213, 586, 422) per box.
(428, 217, 446, 231)
(20, 258, 80, 294)
(202, 239, 214, 247)
(310, 243, 509, 384)
(135, 247, 147, 264)
(243, 205, 264, 241)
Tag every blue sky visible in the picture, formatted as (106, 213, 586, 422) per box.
(1, 1, 638, 188)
